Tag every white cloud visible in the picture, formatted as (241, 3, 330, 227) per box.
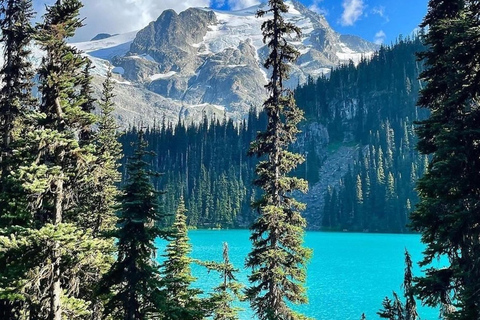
(227, 0, 260, 11)
(340, 0, 364, 26)
(34, 0, 212, 42)
(374, 30, 386, 44)
(371, 6, 389, 23)
(309, 0, 329, 16)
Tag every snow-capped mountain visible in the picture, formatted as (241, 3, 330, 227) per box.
(71, 0, 378, 125)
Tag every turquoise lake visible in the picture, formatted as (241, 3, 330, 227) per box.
(156, 230, 442, 320)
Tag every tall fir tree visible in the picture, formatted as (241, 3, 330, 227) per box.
(402, 250, 417, 320)
(0, 0, 36, 228)
(99, 132, 165, 320)
(0, 0, 36, 318)
(0, 0, 112, 318)
(202, 242, 243, 320)
(77, 71, 122, 320)
(160, 197, 204, 320)
(245, 0, 311, 319)
(378, 252, 418, 320)
(410, 0, 480, 319)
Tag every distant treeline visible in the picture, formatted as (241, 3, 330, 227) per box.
(120, 35, 429, 233)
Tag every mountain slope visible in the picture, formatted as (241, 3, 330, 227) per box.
(71, 1, 378, 125)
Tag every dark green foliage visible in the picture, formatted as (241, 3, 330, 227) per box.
(0, 0, 36, 229)
(99, 132, 165, 320)
(0, 1, 120, 318)
(377, 250, 418, 320)
(120, 37, 428, 233)
(378, 295, 404, 320)
(202, 242, 244, 320)
(78, 71, 122, 236)
(304, 37, 429, 233)
(245, 0, 311, 318)
(119, 112, 265, 229)
(0, 0, 35, 315)
(160, 198, 204, 320)
(410, 1, 480, 319)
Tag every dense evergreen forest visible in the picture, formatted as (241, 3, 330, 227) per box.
(120, 36, 429, 233)
(1, 0, 479, 318)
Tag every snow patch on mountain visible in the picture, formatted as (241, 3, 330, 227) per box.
(149, 71, 177, 81)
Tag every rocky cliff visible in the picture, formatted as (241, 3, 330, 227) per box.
(72, 0, 378, 126)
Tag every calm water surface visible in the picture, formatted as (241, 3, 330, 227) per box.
(156, 230, 441, 320)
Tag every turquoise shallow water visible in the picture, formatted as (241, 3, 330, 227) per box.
(156, 230, 441, 320)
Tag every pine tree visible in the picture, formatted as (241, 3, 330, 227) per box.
(410, 1, 480, 318)
(245, 0, 311, 318)
(78, 71, 122, 320)
(402, 250, 417, 320)
(0, 0, 36, 228)
(0, 1, 112, 318)
(202, 242, 243, 320)
(160, 198, 204, 320)
(99, 132, 165, 320)
(79, 71, 122, 236)
(377, 250, 418, 320)
(0, 0, 35, 317)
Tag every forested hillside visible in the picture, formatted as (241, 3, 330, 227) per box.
(296, 36, 430, 232)
(120, 35, 429, 232)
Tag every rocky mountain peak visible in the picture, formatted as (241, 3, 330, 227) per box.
(72, 2, 379, 126)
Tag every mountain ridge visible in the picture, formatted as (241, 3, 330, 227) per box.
(70, 1, 379, 126)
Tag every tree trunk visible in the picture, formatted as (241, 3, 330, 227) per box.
(50, 177, 63, 320)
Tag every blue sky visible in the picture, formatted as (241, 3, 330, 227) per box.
(33, 0, 428, 44)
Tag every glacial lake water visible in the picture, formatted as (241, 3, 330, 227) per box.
(156, 230, 442, 320)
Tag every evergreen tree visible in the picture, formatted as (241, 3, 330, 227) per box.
(377, 250, 418, 320)
(410, 1, 480, 318)
(0, 0, 35, 317)
(202, 242, 243, 320)
(79, 71, 122, 236)
(78, 71, 122, 320)
(0, 1, 115, 318)
(160, 197, 204, 320)
(0, 0, 36, 228)
(245, 0, 311, 319)
(402, 250, 417, 320)
(99, 132, 165, 320)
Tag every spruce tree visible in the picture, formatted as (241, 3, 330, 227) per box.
(99, 132, 165, 320)
(0, 1, 111, 318)
(78, 71, 122, 236)
(0, 0, 36, 228)
(0, 0, 35, 317)
(377, 250, 418, 320)
(160, 198, 204, 320)
(78, 71, 122, 320)
(245, 0, 311, 318)
(202, 242, 243, 320)
(402, 250, 417, 320)
(410, 1, 480, 318)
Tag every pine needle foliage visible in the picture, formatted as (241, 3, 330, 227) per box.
(0, 0, 36, 316)
(160, 198, 204, 320)
(410, 1, 480, 318)
(202, 242, 244, 320)
(245, 0, 311, 319)
(377, 250, 418, 320)
(99, 132, 166, 320)
(0, 0, 36, 229)
(0, 1, 117, 318)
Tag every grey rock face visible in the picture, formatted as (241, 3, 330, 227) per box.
(112, 55, 161, 82)
(77, 1, 378, 125)
(130, 8, 217, 73)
